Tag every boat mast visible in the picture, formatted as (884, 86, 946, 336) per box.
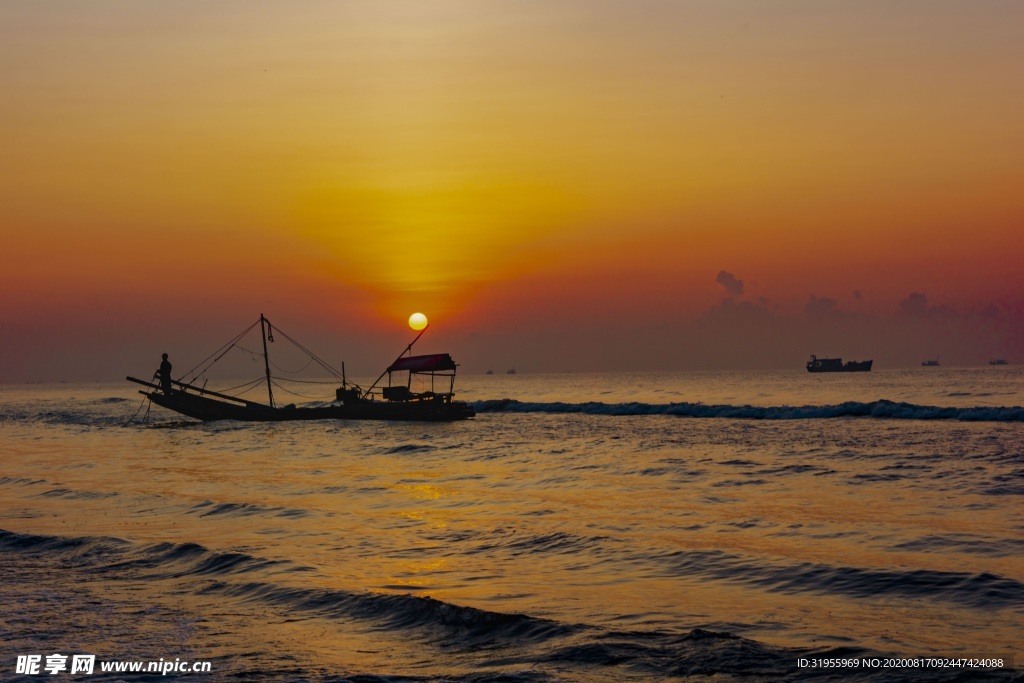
(364, 326, 428, 397)
(260, 313, 275, 408)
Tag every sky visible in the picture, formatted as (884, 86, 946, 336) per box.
(1, 0, 1022, 382)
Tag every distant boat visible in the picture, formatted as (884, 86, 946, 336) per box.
(989, 359, 1008, 365)
(921, 359, 940, 367)
(506, 368, 517, 375)
(485, 369, 494, 375)
(806, 355, 872, 373)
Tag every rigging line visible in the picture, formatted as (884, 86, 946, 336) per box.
(188, 343, 240, 384)
(272, 376, 344, 385)
(124, 396, 151, 426)
(264, 320, 342, 374)
(192, 334, 262, 380)
(269, 379, 335, 400)
(273, 331, 342, 379)
(184, 330, 251, 379)
(269, 356, 315, 375)
(270, 325, 345, 380)
(178, 319, 262, 381)
(247, 314, 334, 377)
(211, 376, 267, 395)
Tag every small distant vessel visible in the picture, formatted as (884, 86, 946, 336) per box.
(485, 369, 494, 375)
(506, 368, 517, 375)
(128, 314, 474, 422)
(921, 359, 940, 367)
(989, 359, 1008, 366)
(806, 355, 872, 373)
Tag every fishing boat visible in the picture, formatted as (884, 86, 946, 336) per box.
(805, 355, 872, 373)
(922, 359, 940, 367)
(989, 359, 1008, 366)
(127, 315, 475, 422)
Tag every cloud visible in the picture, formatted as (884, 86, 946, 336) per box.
(715, 270, 744, 297)
(899, 291, 930, 315)
(805, 294, 838, 316)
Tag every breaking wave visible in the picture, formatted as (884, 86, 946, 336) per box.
(473, 398, 1024, 421)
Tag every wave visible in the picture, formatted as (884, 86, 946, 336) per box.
(168, 575, 821, 679)
(0, 476, 48, 487)
(0, 531, 785, 661)
(0, 408, 131, 428)
(473, 398, 1024, 421)
(431, 522, 1024, 609)
(462, 530, 613, 559)
(3, 529, 1019, 680)
(644, 548, 1024, 610)
(34, 487, 119, 500)
(0, 529, 132, 564)
(888, 534, 1024, 558)
(188, 500, 311, 519)
(0, 529, 305, 579)
(386, 443, 437, 454)
(204, 581, 581, 647)
(429, 526, 1024, 611)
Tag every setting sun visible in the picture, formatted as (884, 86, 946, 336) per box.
(408, 312, 428, 331)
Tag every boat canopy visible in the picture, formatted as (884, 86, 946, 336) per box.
(388, 353, 457, 373)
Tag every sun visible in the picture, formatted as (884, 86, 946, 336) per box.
(408, 312, 428, 331)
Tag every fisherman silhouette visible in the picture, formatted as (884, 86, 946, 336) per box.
(155, 353, 172, 392)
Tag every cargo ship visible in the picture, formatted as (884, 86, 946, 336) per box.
(806, 355, 873, 373)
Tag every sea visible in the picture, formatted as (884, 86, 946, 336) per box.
(2, 367, 1022, 682)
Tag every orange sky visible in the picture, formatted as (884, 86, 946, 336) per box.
(2, 1, 1022, 381)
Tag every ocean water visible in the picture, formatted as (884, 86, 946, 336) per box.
(2, 367, 1022, 681)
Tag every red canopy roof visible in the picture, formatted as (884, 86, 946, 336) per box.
(388, 353, 457, 373)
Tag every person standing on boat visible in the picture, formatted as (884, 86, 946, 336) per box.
(155, 353, 172, 392)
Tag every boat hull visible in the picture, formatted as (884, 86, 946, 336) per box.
(145, 388, 475, 422)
